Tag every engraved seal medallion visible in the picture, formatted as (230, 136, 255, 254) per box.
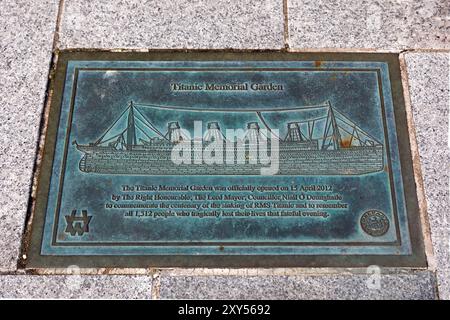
(360, 210, 389, 237)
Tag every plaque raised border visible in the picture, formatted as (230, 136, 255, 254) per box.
(24, 51, 427, 268)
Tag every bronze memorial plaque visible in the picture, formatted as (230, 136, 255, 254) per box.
(25, 51, 427, 268)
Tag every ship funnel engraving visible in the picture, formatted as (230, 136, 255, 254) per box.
(168, 121, 187, 143)
(247, 122, 260, 130)
(245, 122, 261, 143)
(204, 122, 224, 142)
(285, 122, 304, 142)
(168, 121, 180, 129)
(208, 122, 220, 129)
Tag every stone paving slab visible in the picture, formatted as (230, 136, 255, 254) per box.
(59, 0, 284, 49)
(0, 0, 58, 271)
(404, 52, 450, 299)
(159, 271, 437, 299)
(288, 0, 449, 49)
(0, 275, 152, 299)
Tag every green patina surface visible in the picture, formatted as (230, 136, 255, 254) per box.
(25, 51, 426, 268)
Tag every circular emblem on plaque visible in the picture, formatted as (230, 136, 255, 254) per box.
(360, 210, 389, 237)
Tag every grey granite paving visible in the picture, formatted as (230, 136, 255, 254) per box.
(159, 271, 437, 299)
(59, 0, 284, 49)
(405, 52, 450, 299)
(0, 275, 152, 299)
(288, 0, 449, 49)
(0, 0, 58, 271)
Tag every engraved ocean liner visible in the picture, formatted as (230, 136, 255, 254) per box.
(74, 101, 384, 175)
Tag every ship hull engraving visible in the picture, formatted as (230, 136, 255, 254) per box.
(77, 144, 384, 175)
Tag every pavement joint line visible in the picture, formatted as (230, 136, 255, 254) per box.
(151, 271, 161, 300)
(433, 270, 441, 300)
(55, 48, 450, 53)
(26, 48, 450, 54)
(0, 266, 432, 276)
(153, 267, 430, 277)
(52, 0, 65, 51)
(283, 0, 290, 49)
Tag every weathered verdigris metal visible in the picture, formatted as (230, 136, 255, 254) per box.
(26, 51, 426, 267)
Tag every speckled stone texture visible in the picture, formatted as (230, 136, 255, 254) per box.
(0, 0, 58, 271)
(405, 53, 450, 299)
(0, 275, 152, 299)
(288, 0, 449, 49)
(59, 0, 284, 49)
(159, 271, 437, 299)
